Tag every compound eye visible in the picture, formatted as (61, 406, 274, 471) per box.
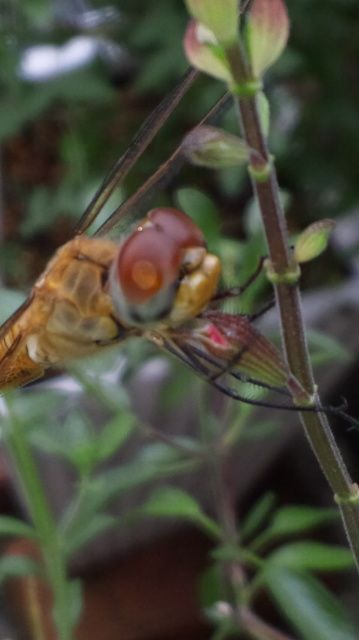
(115, 227, 181, 304)
(148, 208, 205, 249)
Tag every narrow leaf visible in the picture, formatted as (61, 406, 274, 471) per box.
(264, 567, 357, 640)
(0, 516, 37, 540)
(139, 487, 221, 539)
(0, 555, 40, 585)
(95, 412, 136, 463)
(267, 506, 338, 537)
(241, 492, 276, 541)
(268, 542, 354, 572)
(63, 514, 117, 557)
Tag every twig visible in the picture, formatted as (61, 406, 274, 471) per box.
(223, 39, 359, 569)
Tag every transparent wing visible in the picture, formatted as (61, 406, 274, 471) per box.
(95, 93, 231, 239)
(0, 294, 45, 389)
(0, 295, 33, 341)
(75, 67, 198, 236)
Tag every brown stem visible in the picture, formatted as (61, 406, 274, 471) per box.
(240, 607, 297, 640)
(224, 40, 359, 569)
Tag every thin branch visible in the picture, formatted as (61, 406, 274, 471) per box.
(224, 40, 359, 569)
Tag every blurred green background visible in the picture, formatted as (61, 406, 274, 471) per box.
(0, 0, 358, 293)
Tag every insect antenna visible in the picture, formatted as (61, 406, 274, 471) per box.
(76, 67, 198, 235)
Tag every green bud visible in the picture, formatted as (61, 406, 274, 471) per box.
(185, 0, 239, 45)
(245, 0, 290, 78)
(294, 219, 336, 264)
(182, 125, 250, 168)
(183, 20, 233, 82)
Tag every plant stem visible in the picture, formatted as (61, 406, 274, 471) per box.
(225, 40, 359, 569)
(206, 421, 295, 640)
(5, 397, 74, 640)
(239, 607, 297, 640)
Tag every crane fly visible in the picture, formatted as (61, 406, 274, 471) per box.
(0, 69, 354, 424)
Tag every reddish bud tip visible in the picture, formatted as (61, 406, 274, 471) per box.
(183, 20, 232, 82)
(246, 0, 290, 78)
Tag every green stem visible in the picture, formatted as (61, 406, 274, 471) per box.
(224, 40, 359, 570)
(5, 397, 73, 640)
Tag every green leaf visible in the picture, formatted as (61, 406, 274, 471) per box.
(0, 516, 37, 540)
(175, 187, 220, 247)
(95, 413, 136, 463)
(264, 567, 357, 640)
(199, 564, 223, 610)
(138, 487, 221, 539)
(251, 505, 339, 551)
(63, 514, 117, 557)
(241, 493, 276, 541)
(0, 555, 40, 585)
(268, 542, 354, 572)
(64, 444, 198, 530)
(268, 506, 339, 536)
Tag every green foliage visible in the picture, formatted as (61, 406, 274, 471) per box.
(136, 486, 221, 539)
(0, 555, 40, 585)
(0, 516, 37, 540)
(264, 567, 357, 640)
(267, 542, 353, 572)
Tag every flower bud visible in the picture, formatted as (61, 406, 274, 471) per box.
(183, 20, 232, 82)
(182, 125, 250, 168)
(245, 0, 290, 78)
(294, 219, 336, 264)
(185, 0, 239, 45)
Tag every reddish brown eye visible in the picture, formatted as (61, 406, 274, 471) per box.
(116, 227, 181, 304)
(148, 208, 205, 248)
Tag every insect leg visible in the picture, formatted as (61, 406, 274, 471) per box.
(211, 256, 266, 304)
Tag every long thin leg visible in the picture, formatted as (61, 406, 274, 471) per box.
(182, 342, 290, 395)
(210, 257, 265, 304)
(165, 340, 358, 427)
